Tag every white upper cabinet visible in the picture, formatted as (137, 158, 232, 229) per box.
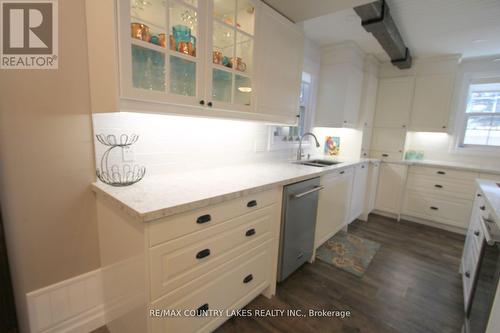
(255, 3, 304, 122)
(315, 43, 365, 128)
(373, 76, 415, 129)
(86, 0, 301, 124)
(409, 57, 459, 132)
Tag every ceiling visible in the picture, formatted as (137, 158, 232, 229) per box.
(300, 0, 500, 61)
(261, 0, 372, 22)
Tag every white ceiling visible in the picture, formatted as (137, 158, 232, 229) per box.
(301, 0, 500, 61)
(262, 0, 372, 22)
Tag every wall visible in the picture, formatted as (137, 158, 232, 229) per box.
(0, 1, 99, 332)
(405, 56, 500, 169)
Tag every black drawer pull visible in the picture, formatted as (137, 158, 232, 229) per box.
(207, 101, 213, 107)
(340, 171, 345, 174)
(243, 274, 253, 284)
(247, 200, 257, 208)
(474, 230, 480, 236)
(199, 100, 205, 106)
(434, 184, 443, 188)
(361, 165, 365, 169)
(437, 171, 446, 175)
(196, 303, 209, 315)
(465, 271, 470, 278)
(480, 206, 486, 211)
(196, 249, 211, 259)
(382, 154, 389, 157)
(196, 214, 211, 224)
(430, 206, 439, 210)
(245, 228, 256, 237)
(477, 193, 482, 197)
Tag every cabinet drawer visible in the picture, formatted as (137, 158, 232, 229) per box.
(148, 188, 278, 246)
(403, 191, 473, 228)
(150, 241, 271, 333)
(149, 205, 275, 299)
(369, 150, 404, 161)
(410, 166, 479, 182)
(406, 173, 476, 201)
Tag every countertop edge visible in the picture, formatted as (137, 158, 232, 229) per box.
(91, 160, 371, 223)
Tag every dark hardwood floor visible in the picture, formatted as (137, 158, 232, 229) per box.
(216, 214, 466, 333)
(93, 214, 466, 333)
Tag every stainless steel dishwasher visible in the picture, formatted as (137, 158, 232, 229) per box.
(278, 177, 322, 282)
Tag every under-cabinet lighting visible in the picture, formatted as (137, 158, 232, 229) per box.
(238, 87, 252, 93)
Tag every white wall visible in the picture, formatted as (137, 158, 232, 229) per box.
(92, 112, 299, 175)
(405, 55, 500, 168)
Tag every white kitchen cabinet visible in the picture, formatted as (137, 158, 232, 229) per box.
(315, 43, 365, 128)
(359, 57, 379, 158)
(361, 161, 380, 221)
(369, 127, 406, 160)
(86, 0, 300, 124)
(349, 162, 369, 223)
(373, 76, 414, 128)
(95, 187, 282, 333)
(315, 167, 354, 248)
(255, 2, 304, 122)
(409, 57, 459, 132)
(410, 74, 455, 132)
(375, 162, 407, 215)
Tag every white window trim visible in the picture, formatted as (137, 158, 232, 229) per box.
(451, 72, 500, 156)
(268, 58, 319, 151)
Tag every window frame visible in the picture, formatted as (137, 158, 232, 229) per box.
(268, 61, 319, 151)
(454, 74, 500, 154)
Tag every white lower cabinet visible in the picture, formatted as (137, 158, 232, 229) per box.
(349, 162, 369, 223)
(315, 167, 354, 248)
(375, 162, 407, 214)
(362, 161, 380, 220)
(96, 187, 281, 333)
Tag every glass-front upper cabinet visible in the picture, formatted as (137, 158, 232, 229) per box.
(119, 0, 204, 105)
(209, 0, 256, 112)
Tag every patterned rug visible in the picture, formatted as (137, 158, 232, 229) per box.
(316, 231, 381, 277)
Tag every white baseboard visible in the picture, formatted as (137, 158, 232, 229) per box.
(26, 269, 105, 333)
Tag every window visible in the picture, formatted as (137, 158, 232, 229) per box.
(459, 81, 500, 148)
(269, 72, 315, 148)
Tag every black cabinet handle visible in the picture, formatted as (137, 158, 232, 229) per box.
(245, 228, 256, 237)
(247, 200, 257, 208)
(382, 154, 389, 157)
(196, 214, 211, 224)
(243, 274, 253, 284)
(477, 193, 482, 197)
(207, 101, 213, 107)
(196, 303, 209, 316)
(196, 249, 211, 259)
(442, 125, 447, 129)
(340, 171, 345, 174)
(199, 100, 205, 105)
(437, 171, 446, 175)
(434, 184, 443, 188)
(361, 165, 365, 169)
(430, 206, 439, 210)
(480, 206, 486, 211)
(465, 271, 470, 278)
(474, 230, 480, 236)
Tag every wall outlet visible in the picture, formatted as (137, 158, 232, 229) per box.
(122, 146, 135, 162)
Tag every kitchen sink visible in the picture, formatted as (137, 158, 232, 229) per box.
(294, 159, 343, 167)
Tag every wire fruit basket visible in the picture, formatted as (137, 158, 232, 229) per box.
(95, 134, 146, 187)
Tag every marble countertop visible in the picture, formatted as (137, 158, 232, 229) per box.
(91, 158, 376, 222)
(477, 179, 500, 225)
(381, 159, 500, 175)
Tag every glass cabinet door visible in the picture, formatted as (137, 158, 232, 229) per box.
(125, 0, 202, 103)
(210, 0, 255, 110)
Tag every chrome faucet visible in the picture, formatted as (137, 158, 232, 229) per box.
(297, 132, 321, 161)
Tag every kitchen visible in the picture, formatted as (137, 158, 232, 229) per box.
(1, 0, 500, 333)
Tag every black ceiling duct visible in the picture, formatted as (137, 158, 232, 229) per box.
(354, 0, 412, 69)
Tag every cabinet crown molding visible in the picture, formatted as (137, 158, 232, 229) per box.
(320, 41, 365, 67)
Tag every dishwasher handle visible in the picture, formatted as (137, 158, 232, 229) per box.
(292, 185, 324, 199)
